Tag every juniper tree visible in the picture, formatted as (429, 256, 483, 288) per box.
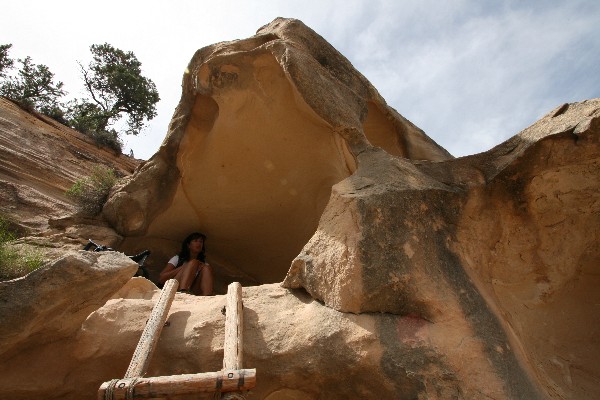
(69, 43, 160, 137)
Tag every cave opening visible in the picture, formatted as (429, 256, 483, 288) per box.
(132, 54, 359, 293)
(120, 93, 423, 294)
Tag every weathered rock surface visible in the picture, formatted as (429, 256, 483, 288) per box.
(103, 17, 452, 288)
(284, 99, 600, 399)
(0, 251, 138, 361)
(0, 17, 598, 400)
(452, 102, 600, 399)
(0, 97, 139, 233)
(0, 277, 539, 400)
(101, 18, 599, 399)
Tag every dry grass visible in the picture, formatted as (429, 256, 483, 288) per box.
(0, 216, 44, 280)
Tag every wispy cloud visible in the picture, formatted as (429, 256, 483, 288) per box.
(2, 0, 598, 158)
(324, 0, 600, 156)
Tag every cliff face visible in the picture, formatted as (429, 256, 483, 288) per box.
(0, 18, 598, 400)
(0, 97, 139, 233)
(283, 98, 600, 399)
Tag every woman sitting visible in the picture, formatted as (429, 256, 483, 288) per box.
(159, 232, 213, 295)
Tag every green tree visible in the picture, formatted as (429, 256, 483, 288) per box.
(0, 51, 66, 116)
(71, 43, 160, 137)
(0, 44, 14, 79)
(66, 100, 123, 152)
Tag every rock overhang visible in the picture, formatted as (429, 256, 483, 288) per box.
(103, 17, 452, 289)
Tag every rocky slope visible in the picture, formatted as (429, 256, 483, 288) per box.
(0, 97, 139, 234)
(0, 17, 598, 400)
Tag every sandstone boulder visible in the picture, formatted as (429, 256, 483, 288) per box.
(0, 251, 138, 360)
(0, 280, 542, 399)
(284, 99, 600, 399)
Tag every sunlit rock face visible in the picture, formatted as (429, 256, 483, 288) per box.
(104, 18, 450, 286)
(0, 251, 137, 361)
(284, 98, 600, 399)
(99, 17, 599, 398)
(0, 97, 138, 234)
(0, 279, 540, 400)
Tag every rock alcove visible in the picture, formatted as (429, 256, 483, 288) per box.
(104, 18, 450, 291)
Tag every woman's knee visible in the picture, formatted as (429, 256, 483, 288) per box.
(196, 263, 212, 281)
(182, 260, 200, 273)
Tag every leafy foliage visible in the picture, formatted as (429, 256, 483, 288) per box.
(0, 52, 66, 115)
(73, 43, 160, 136)
(0, 43, 159, 153)
(65, 166, 117, 215)
(0, 216, 44, 281)
(65, 101, 123, 152)
(0, 44, 14, 79)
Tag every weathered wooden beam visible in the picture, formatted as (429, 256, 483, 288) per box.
(97, 369, 256, 399)
(222, 282, 246, 400)
(223, 282, 244, 370)
(124, 278, 178, 379)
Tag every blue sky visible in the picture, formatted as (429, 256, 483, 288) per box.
(2, 0, 599, 159)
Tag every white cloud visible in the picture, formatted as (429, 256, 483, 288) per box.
(2, 0, 599, 158)
(340, 0, 600, 156)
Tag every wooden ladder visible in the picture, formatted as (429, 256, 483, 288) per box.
(98, 280, 256, 399)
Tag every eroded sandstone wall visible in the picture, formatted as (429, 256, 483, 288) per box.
(0, 275, 536, 400)
(0, 97, 138, 233)
(104, 18, 452, 288)
(2, 17, 594, 400)
(453, 102, 600, 399)
(284, 99, 600, 399)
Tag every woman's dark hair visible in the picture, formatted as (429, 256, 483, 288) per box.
(177, 232, 206, 266)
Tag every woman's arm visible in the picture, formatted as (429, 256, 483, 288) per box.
(159, 263, 179, 284)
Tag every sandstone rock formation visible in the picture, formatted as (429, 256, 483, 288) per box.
(103, 17, 452, 289)
(0, 97, 138, 234)
(0, 251, 138, 358)
(0, 277, 538, 400)
(0, 17, 598, 400)
(284, 99, 600, 399)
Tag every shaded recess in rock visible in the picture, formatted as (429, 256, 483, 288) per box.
(103, 17, 451, 291)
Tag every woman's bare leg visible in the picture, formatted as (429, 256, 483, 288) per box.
(174, 260, 201, 291)
(200, 264, 213, 295)
(190, 264, 213, 295)
(173, 268, 186, 289)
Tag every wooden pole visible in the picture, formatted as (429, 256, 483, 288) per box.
(222, 282, 246, 399)
(97, 369, 256, 399)
(124, 278, 178, 379)
(223, 282, 244, 370)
